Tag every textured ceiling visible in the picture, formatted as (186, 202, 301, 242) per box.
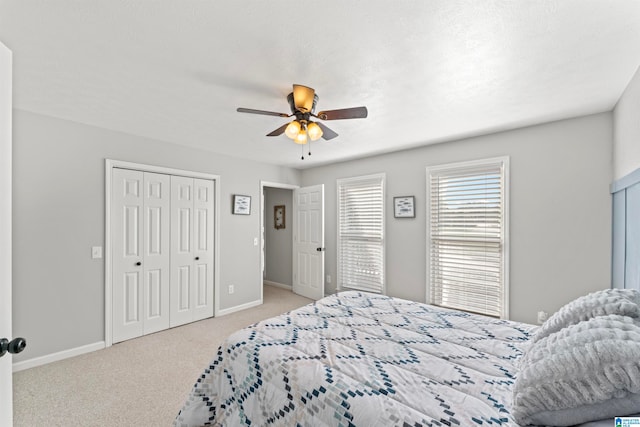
(1, 1, 640, 169)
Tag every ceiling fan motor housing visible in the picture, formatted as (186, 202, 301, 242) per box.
(287, 92, 318, 115)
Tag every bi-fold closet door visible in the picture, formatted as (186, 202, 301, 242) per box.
(170, 176, 214, 327)
(112, 169, 214, 344)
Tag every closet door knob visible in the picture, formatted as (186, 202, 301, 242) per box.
(135, 262, 141, 266)
(0, 337, 27, 358)
(195, 257, 200, 261)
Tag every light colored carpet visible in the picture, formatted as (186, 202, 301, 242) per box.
(13, 285, 312, 427)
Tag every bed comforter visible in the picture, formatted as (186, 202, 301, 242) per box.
(175, 291, 537, 426)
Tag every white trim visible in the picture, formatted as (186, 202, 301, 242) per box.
(260, 181, 299, 190)
(105, 159, 221, 347)
(215, 299, 262, 317)
(104, 162, 112, 347)
(107, 159, 223, 181)
(0, 42, 12, 427)
(425, 156, 510, 319)
(503, 157, 510, 320)
(336, 172, 386, 294)
(263, 280, 292, 290)
(425, 156, 509, 174)
(13, 341, 105, 372)
(336, 172, 387, 185)
(259, 181, 299, 305)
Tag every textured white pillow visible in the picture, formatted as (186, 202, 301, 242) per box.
(533, 288, 640, 343)
(513, 315, 640, 426)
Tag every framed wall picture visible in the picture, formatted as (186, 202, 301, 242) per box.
(394, 196, 415, 218)
(274, 205, 285, 229)
(233, 194, 251, 215)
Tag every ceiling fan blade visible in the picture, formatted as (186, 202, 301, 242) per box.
(292, 84, 315, 112)
(316, 106, 368, 120)
(316, 122, 339, 140)
(266, 123, 289, 137)
(237, 107, 290, 118)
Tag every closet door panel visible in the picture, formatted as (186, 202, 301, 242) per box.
(112, 169, 144, 343)
(170, 176, 195, 327)
(193, 179, 214, 321)
(142, 172, 171, 334)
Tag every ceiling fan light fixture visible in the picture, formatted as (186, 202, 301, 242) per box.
(294, 131, 308, 145)
(236, 83, 367, 157)
(285, 120, 301, 139)
(307, 122, 323, 141)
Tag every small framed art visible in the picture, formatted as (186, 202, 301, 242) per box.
(233, 194, 251, 215)
(394, 196, 415, 218)
(274, 205, 285, 229)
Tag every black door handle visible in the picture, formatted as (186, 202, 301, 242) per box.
(135, 262, 141, 266)
(316, 247, 325, 252)
(0, 337, 27, 358)
(195, 257, 200, 260)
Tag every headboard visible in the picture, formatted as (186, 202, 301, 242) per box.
(612, 167, 640, 290)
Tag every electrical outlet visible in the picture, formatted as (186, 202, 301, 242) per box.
(253, 237, 258, 246)
(228, 285, 235, 294)
(326, 275, 332, 284)
(91, 246, 102, 259)
(537, 311, 549, 324)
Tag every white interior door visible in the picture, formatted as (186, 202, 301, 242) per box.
(112, 169, 145, 343)
(142, 172, 171, 335)
(170, 176, 194, 327)
(0, 40, 13, 427)
(112, 170, 171, 342)
(170, 177, 214, 326)
(192, 178, 214, 321)
(293, 185, 325, 300)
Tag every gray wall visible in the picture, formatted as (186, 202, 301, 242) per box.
(12, 110, 301, 361)
(614, 64, 640, 180)
(13, 108, 615, 361)
(301, 113, 613, 325)
(263, 187, 293, 287)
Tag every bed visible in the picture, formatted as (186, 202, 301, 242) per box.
(175, 289, 640, 427)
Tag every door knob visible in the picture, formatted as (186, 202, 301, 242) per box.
(135, 261, 141, 266)
(316, 247, 325, 252)
(0, 337, 27, 358)
(195, 257, 200, 260)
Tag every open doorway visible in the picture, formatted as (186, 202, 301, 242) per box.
(260, 182, 298, 302)
(260, 181, 325, 303)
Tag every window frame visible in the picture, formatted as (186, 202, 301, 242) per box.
(336, 172, 386, 294)
(425, 157, 510, 319)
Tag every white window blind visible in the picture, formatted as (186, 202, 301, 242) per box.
(337, 174, 385, 293)
(427, 158, 509, 318)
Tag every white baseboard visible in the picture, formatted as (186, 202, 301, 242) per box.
(263, 280, 292, 290)
(216, 299, 262, 317)
(13, 341, 105, 372)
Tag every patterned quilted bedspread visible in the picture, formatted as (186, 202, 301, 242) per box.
(175, 291, 537, 427)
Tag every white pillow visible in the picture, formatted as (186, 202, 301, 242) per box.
(533, 288, 640, 343)
(512, 314, 640, 426)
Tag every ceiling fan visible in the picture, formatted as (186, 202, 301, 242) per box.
(237, 84, 367, 159)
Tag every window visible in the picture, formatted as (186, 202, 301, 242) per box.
(337, 173, 385, 293)
(427, 157, 509, 318)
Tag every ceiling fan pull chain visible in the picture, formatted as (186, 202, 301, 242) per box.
(308, 139, 312, 157)
(301, 143, 305, 160)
